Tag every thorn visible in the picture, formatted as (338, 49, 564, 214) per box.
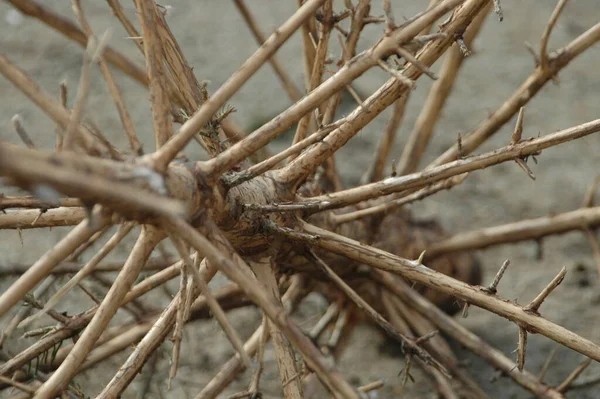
(395, 47, 437, 80)
(582, 176, 600, 207)
(511, 107, 525, 145)
(415, 330, 438, 345)
(515, 158, 536, 180)
(483, 259, 510, 294)
(461, 302, 469, 318)
(377, 59, 415, 89)
(31, 210, 44, 226)
(525, 266, 567, 313)
(517, 327, 527, 371)
(416, 250, 426, 265)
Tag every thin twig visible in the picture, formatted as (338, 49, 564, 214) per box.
(34, 227, 162, 398)
(377, 273, 564, 399)
(524, 266, 567, 313)
(427, 206, 600, 257)
(556, 358, 593, 392)
(151, 0, 328, 173)
(233, 0, 302, 102)
(73, 0, 143, 155)
(540, 0, 570, 68)
(274, 222, 600, 363)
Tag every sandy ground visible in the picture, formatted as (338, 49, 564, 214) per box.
(1, 1, 600, 398)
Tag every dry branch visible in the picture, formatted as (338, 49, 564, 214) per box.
(0, 207, 86, 229)
(427, 206, 600, 257)
(430, 20, 600, 167)
(0, 210, 110, 319)
(0, 53, 116, 158)
(259, 119, 600, 213)
(378, 273, 565, 399)
(396, 5, 490, 175)
(152, 0, 328, 172)
(34, 227, 163, 397)
(274, 222, 600, 363)
(134, 0, 173, 152)
(204, 0, 473, 179)
(233, 0, 302, 102)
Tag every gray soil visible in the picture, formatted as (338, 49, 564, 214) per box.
(1, 1, 600, 398)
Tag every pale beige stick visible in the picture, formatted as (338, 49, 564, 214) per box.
(21, 222, 135, 326)
(379, 273, 565, 399)
(0, 263, 182, 378)
(0, 53, 115, 158)
(282, 222, 600, 363)
(539, 0, 570, 68)
(151, 0, 327, 172)
(332, 174, 468, 226)
(34, 226, 163, 398)
(297, 0, 317, 96)
(0, 144, 187, 219)
(62, 30, 112, 151)
(0, 258, 172, 276)
(380, 290, 458, 399)
(267, 118, 600, 212)
(0, 196, 81, 210)
(98, 259, 218, 398)
(0, 276, 56, 348)
(250, 259, 303, 399)
(105, 0, 144, 54)
(427, 206, 600, 258)
(556, 358, 593, 393)
(583, 228, 600, 277)
(363, 94, 409, 183)
(396, 5, 490, 176)
(278, 0, 491, 186)
(0, 375, 36, 395)
(196, 277, 306, 399)
(430, 21, 600, 168)
(166, 217, 360, 398)
(233, 0, 302, 102)
(134, 0, 173, 152)
(306, 250, 448, 376)
(227, 120, 342, 187)
(0, 209, 109, 319)
(170, 237, 251, 369)
(73, 0, 143, 155)
(174, 0, 469, 178)
(169, 264, 188, 389)
(0, 208, 86, 229)
(292, 0, 334, 146)
(198, 325, 265, 399)
(5, 0, 148, 86)
(319, 0, 370, 133)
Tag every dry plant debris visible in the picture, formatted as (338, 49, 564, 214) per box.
(0, 0, 599, 398)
